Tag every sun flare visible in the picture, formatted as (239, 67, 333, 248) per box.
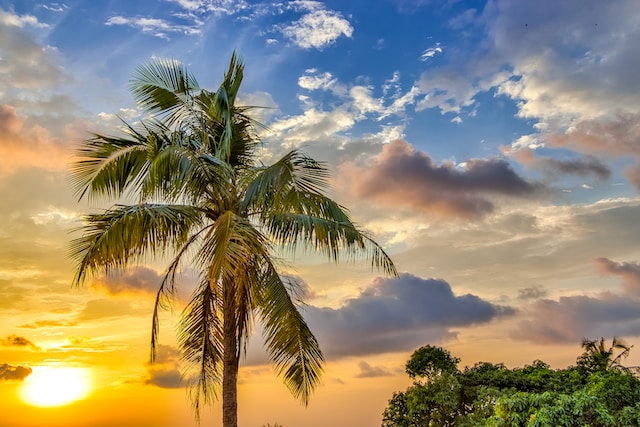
(20, 366, 92, 407)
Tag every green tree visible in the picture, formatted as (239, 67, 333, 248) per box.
(405, 345, 460, 383)
(70, 53, 396, 427)
(577, 336, 632, 373)
(383, 341, 640, 427)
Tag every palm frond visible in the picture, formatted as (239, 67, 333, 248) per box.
(70, 203, 202, 286)
(195, 211, 272, 350)
(178, 278, 223, 422)
(267, 212, 397, 276)
(130, 57, 200, 127)
(71, 122, 154, 201)
(211, 51, 244, 162)
(140, 140, 235, 205)
(241, 149, 396, 275)
(151, 228, 210, 363)
(241, 150, 329, 213)
(257, 265, 324, 404)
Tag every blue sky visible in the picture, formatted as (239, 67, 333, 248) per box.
(2, 1, 640, 426)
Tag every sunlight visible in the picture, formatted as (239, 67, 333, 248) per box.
(20, 366, 92, 407)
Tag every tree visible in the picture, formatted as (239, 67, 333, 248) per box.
(405, 345, 460, 383)
(70, 53, 397, 427)
(383, 341, 640, 427)
(577, 336, 632, 373)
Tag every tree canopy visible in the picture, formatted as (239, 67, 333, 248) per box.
(383, 339, 640, 427)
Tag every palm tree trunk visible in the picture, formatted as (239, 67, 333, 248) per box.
(222, 279, 239, 427)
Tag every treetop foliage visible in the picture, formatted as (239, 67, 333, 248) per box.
(383, 338, 640, 427)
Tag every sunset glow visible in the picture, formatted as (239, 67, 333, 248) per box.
(20, 367, 92, 407)
(3, 0, 640, 426)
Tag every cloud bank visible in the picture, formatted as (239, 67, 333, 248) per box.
(340, 139, 542, 219)
(305, 273, 514, 357)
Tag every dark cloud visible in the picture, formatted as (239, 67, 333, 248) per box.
(144, 345, 184, 389)
(340, 139, 542, 219)
(536, 156, 611, 180)
(510, 293, 640, 344)
(517, 286, 547, 301)
(91, 266, 162, 295)
(0, 363, 32, 381)
(304, 273, 514, 357)
(547, 114, 640, 190)
(0, 335, 40, 350)
(354, 361, 393, 378)
(594, 257, 640, 296)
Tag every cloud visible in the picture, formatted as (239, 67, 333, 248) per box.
(355, 361, 393, 378)
(510, 293, 640, 344)
(339, 139, 543, 219)
(55, 336, 128, 353)
(419, 43, 443, 61)
(105, 15, 201, 38)
(145, 345, 184, 389)
(507, 147, 612, 181)
(0, 284, 28, 309)
(281, 9, 353, 49)
(594, 257, 640, 296)
(91, 266, 163, 296)
(0, 9, 48, 29)
(304, 273, 514, 357)
(298, 71, 337, 91)
(0, 363, 32, 381)
(537, 156, 611, 181)
(76, 299, 146, 321)
(169, 0, 249, 15)
(0, 335, 40, 350)
(407, 0, 640, 189)
(0, 12, 61, 94)
(544, 114, 640, 189)
(517, 286, 547, 301)
(0, 104, 71, 175)
(19, 320, 78, 329)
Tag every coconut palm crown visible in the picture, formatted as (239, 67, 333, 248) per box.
(69, 53, 397, 427)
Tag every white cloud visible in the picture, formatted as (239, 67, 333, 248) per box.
(350, 86, 383, 118)
(169, 0, 249, 15)
(0, 10, 48, 29)
(267, 108, 355, 148)
(298, 71, 337, 91)
(105, 15, 202, 38)
(419, 43, 443, 61)
(281, 9, 353, 49)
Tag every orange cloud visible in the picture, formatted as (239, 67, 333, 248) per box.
(594, 257, 640, 296)
(338, 139, 541, 219)
(0, 364, 32, 381)
(0, 335, 40, 350)
(546, 114, 640, 189)
(0, 104, 72, 176)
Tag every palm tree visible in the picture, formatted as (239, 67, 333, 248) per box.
(69, 53, 397, 427)
(577, 336, 632, 373)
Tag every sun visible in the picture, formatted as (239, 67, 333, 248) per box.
(20, 366, 92, 407)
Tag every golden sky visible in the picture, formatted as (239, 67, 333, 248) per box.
(3, 1, 640, 426)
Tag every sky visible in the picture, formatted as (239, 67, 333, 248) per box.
(2, 0, 640, 426)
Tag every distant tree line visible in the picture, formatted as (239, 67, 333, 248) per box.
(382, 338, 640, 426)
